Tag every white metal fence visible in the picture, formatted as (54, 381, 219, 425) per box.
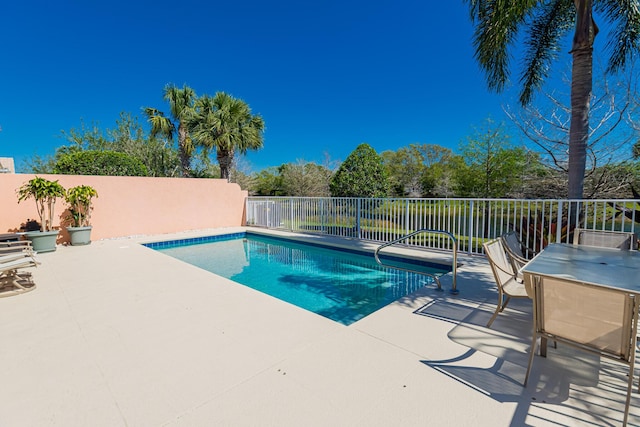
(245, 197, 640, 255)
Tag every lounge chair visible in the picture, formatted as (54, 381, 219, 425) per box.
(0, 240, 34, 253)
(0, 232, 21, 242)
(0, 252, 36, 264)
(573, 228, 637, 250)
(0, 255, 39, 297)
(525, 274, 639, 426)
(0, 241, 37, 268)
(483, 238, 530, 328)
(0, 241, 36, 268)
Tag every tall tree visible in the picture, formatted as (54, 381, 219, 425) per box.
(144, 84, 197, 177)
(107, 112, 180, 177)
(456, 121, 528, 198)
(280, 161, 333, 196)
(252, 167, 285, 196)
(381, 146, 426, 197)
(330, 143, 389, 197)
(423, 154, 466, 198)
(189, 92, 265, 181)
(420, 147, 460, 197)
(466, 1, 640, 198)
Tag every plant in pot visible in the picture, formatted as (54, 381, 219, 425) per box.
(64, 185, 98, 246)
(16, 177, 66, 253)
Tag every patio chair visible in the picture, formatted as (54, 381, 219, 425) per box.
(483, 238, 530, 328)
(573, 228, 637, 250)
(0, 256, 39, 297)
(524, 274, 639, 426)
(501, 231, 537, 277)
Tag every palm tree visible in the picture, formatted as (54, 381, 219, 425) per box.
(144, 84, 196, 177)
(466, 1, 640, 198)
(189, 92, 265, 181)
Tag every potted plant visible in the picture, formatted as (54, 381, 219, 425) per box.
(64, 185, 98, 245)
(16, 177, 66, 252)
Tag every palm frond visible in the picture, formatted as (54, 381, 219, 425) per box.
(147, 115, 175, 140)
(143, 107, 163, 118)
(596, 0, 640, 73)
(519, 0, 574, 105)
(163, 83, 196, 119)
(183, 136, 195, 157)
(465, 0, 480, 21)
(469, 0, 540, 92)
(189, 92, 264, 158)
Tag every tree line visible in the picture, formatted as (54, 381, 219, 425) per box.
(26, 100, 640, 199)
(252, 121, 640, 200)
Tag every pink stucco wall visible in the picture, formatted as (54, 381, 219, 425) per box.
(0, 174, 247, 242)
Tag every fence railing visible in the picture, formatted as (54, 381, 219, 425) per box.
(245, 197, 640, 255)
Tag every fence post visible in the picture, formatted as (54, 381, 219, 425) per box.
(321, 198, 325, 234)
(556, 201, 564, 243)
(289, 198, 294, 231)
(467, 200, 475, 254)
(266, 199, 271, 228)
(405, 199, 410, 237)
(245, 198, 249, 226)
(356, 198, 362, 239)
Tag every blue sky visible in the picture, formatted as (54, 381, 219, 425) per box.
(1, 1, 545, 172)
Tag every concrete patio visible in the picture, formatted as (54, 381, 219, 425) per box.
(1, 227, 638, 426)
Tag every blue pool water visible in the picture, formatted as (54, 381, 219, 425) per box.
(148, 233, 450, 325)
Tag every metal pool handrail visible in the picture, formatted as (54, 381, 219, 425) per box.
(374, 229, 459, 294)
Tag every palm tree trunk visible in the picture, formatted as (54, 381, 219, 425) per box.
(177, 124, 191, 178)
(567, 0, 596, 200)
(568, 46, 591, 199)
(217, 150, 233, 181)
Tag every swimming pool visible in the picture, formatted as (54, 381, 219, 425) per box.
(146, 233, 451, 325)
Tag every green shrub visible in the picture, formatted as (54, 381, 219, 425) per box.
(53, 150, 149, 176)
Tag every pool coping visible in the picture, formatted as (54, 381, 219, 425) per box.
(142, 229, 456, 271)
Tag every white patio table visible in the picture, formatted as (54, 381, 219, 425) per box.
(521, 242, 640, 293)
(520, 242, 640, 356)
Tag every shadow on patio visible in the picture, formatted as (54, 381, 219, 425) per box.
(414, 293, 637, 426)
